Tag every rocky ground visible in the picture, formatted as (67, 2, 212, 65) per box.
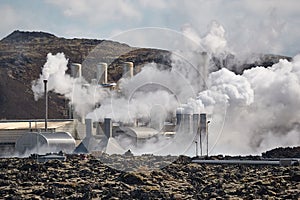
(0, 151, 299, 199)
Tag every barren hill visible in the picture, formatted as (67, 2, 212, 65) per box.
(0, 31, 170, 119)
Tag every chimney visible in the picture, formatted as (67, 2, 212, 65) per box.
(200, 113, 207, 135)
(193, 114, 200, 135)
(176, 106, 193, 134)
(43, 80, 48, 132)
(85, 118, 92, 138)
(97, 62, 108, 84)
(122, 62, 134, 79)
(176, 107, 183, 126)
(71, 63, 82, 78)
(182, 113, 192, 134)
(104, 118, 112, 138)
(200, 113, 207, 156)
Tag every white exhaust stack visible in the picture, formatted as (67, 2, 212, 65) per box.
(97, 62, 108, 84)
(176, 106, 193, 134)
(122, 62, 134, 78)
(193, 114, 200, 136)
(71, 63, 82, 78)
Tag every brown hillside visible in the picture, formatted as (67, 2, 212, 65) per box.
(0, 30, 170, 119)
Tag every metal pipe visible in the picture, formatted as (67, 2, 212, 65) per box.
(192, 160, 281, 165)
(43, 80, 48, 132)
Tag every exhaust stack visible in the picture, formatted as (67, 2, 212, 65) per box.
(200, 113, 207, 156)
(122, 62, 134, 78)
(71, 63, 82, 78)
(97, 62, 108, 84)
(85, 118, 92, 138)
(104, 118, 112, 138)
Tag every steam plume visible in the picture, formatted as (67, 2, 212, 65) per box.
(32, 52, 108, 118)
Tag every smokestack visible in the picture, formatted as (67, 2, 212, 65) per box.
(122, 62, 134, 79)
(200, 113, 207, 156)
(176, 106, 193, 134)
(193, 114, 200, 135)
(97, 62, 108, 84)
(104, 118, 112, 138)
(182, 113, 192, 134)
(71, 63, 82, 78)
(43, 80, 48, 132)
(176, 107, 183, 126)
(85, 118, 92, 138)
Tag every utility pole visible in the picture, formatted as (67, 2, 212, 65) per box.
(206, 120, 210, 157)
(195, 141, 198, 157)
(43, 80, 48, 132)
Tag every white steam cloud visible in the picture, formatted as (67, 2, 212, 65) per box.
(187, 56, 300, 155)
(31, 52, 108, 118)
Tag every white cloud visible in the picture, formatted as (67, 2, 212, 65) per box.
(47, 0, 142, 25)
(139, 0, 168, 9)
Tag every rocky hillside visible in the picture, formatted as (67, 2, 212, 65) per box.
(0, 30, 291, 119)
(0, 31, 170, 119)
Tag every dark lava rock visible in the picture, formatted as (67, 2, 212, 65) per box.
(290, 171, 300, 182)
(0, 148, 299, 199)
(262, 146, 300, 158)
(118, 172, 145, 185)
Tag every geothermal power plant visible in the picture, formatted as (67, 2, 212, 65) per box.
(0, 54, 298, 168)
(0, 61, 209, 157)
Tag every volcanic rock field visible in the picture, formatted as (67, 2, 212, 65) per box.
(0, 148, 299, 199)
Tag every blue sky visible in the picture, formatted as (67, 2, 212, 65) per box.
(1, 0, 300, 56)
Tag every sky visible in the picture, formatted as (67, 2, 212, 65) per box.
(0, 0, 300, 56)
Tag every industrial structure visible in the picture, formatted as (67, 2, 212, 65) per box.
(15, 131, 76, 154)
(0, 119, 77, 156)
(0, 59, 210, 156)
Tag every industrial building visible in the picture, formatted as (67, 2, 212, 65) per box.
(0, 119, 78, 156)
(15, 131, 76, 154)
